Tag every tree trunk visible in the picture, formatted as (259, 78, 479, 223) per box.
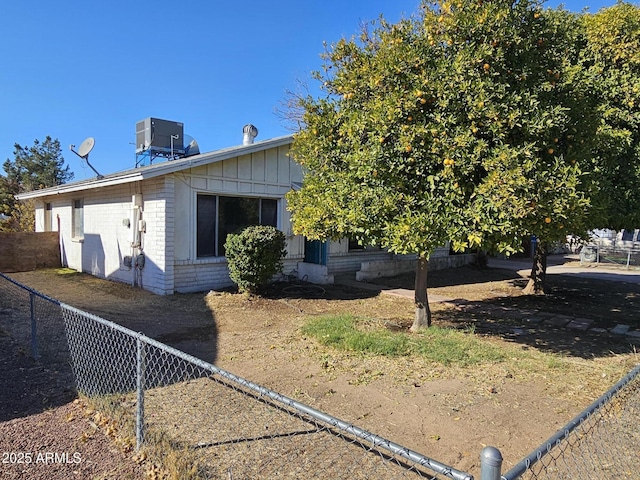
(410, 256, 431, 331)
(523, 241, 547, 295)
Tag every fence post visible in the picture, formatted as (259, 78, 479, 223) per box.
(480, 446, 503, 480)
(136, 335, 145, 451)
(29, 293, 39, 360)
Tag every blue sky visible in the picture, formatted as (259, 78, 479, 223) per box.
(0, 0, 622, 181)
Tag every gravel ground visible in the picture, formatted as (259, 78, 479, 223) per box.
(0, 330, 147, 480)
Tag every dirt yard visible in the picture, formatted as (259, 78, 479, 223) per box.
(2, 262, 640, 478)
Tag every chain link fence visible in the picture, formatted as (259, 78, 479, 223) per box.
(0, 273, 472, 480)
(0, 273, 67, 362)
(500, 363, 640, 479)
(2, 272, 640, 480)
(579, 243, 640, 269)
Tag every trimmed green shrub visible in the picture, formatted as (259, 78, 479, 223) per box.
(225, 225, 287, 294)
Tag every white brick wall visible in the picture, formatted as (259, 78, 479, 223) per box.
(32, 182, 173, 293)
(29, 141, 458, 296)
(124, 176, 179, 295)
(174, 262, 234, 293)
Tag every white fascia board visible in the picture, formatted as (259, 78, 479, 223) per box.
(15, 135, 294, 200)
(15, 171, 146, 200)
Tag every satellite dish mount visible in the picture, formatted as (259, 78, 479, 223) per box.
(70, 137, 103, 179)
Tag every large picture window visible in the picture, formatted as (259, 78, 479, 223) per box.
(197, 194, 278, 258)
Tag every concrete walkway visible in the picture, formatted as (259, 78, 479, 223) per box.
(335, 255, 640, 340)
(488, 254, 640, 284)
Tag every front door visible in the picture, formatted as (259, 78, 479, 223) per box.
(304, 239, 328, 265)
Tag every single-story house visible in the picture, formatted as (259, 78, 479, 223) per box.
(17, 124, 472, 295)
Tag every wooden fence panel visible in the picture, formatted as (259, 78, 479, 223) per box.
(0, 232, 61, 272)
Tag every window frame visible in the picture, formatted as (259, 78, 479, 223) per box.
(72, 199, 84, 240)
(195, 193, 279, 259)
(347, 236, 381, 252)
(44, 202, 52, 232)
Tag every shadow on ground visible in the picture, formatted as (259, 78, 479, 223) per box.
(0, 332, 76, 422)
(437, 301, 640, 359)
(372, 265, 640, 359)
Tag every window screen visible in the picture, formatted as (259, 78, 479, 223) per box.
(260, 199, 278, 227)
(197, 195, 217, 257)
(197, 194, 280, 258)
(72, 199, 83, 238)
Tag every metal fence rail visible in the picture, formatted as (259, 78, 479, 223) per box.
(580, 243, 640, 269)
(0, 272, 66, 361)
(0, 273, 471, 480)
(3, 272, 640, 480)
(500, 363, 640, 480)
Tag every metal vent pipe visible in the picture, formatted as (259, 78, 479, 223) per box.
(242, 124, 258, 145)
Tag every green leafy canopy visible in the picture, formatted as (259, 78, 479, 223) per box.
(288, 0, 600, 258)
(0, 136, 73, 231)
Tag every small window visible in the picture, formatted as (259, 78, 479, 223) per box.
(348, 237, 380, 251)
(44, 202, 52, 232)
(622, 229, 635, 241)
(72, 199, 84, 239)
(348, 237, 365, 250)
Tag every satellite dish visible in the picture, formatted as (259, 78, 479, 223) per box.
(70, 136, 102, 179)
(77, 137, 95, 158)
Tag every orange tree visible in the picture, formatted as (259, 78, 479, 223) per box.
(582, 3, 640, 232)
(465, 6, 600, 295)
(287, 0, 599, 329)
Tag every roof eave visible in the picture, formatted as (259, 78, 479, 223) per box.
(15, 134, 294, 200)
(15, 171, 146, 200)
